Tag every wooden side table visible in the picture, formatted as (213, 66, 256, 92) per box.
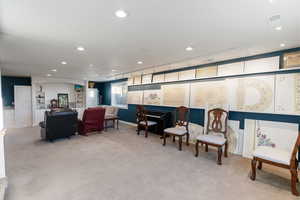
(104, 116, 119, 131)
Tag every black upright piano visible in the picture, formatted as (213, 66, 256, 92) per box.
(145, 110, 172, 135)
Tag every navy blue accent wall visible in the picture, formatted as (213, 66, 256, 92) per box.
(94, 82, 111, 105)
(229, 111, 300, 130)
(94, 78, 127, 105)
(1, 76, 31, 107)
(119, 105, 300, 130)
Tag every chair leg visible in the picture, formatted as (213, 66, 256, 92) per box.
(137, 124, 140, 135)
(145, 127, 148, 138)
(163, 132, 166, 146)
(178, 136, 182, 151)
(258, 161, 262, 170)
(195, 140, 199, 157)
(224, 142, 228, 157)
(297, 161, 299, 183)
(217, 147, 222, 165)
(173, 135, 175, 142)
(104, 120, 107, 132)
(250, 159, 257, 181)
(186, 133, 189, 146)
(205, 144, 208, 152)
(291, 168, 299, 196)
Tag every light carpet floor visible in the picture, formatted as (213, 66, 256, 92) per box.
(4, 123, 297, 200)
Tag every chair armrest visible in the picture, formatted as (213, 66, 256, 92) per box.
(39, 121, 45, 128)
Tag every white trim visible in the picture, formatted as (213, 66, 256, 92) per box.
(119, 120, 136, 127)
(0, 176, 8, 200)
(0, 130, 6, 137)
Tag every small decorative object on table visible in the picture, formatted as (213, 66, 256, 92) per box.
(50, 99, 58, 108)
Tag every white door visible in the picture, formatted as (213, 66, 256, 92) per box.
(14, 86, 32, 128)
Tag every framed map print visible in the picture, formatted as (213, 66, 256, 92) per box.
(164, 72, 179, 82)
(275, 73, 300, 115)
(133, 75, 142, 85)
(142, 74, 152, 84)
(161, 83, 190, 107)
(127, 91, 143, 104)
(196, 66, 217, 79)
(244, 56, 279, 73)
(178, 69, 195, 80)
(152, 74, 165, 83)
(218, 62, 244, 76)
(283, 51, 300, 69)
(143, 90, 161, 105)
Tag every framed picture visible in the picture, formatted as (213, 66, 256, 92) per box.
(57, 93, 69, 108)
(282, 51, 300, 69)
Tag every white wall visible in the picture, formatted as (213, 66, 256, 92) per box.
(38, 83, 76, 106)
(0, 69, 6, 178)
(0, 135, 5, 179)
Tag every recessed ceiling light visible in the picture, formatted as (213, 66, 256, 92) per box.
(46, 74, 52, 77)
(77, 46, 85, 51)
(115, 10, 128, 18)
(61, 61, 67, 65)
(89, 64, 94, 67)
(275, 26, 282, 31)
(185, 46, 193, 51)
(137, 61, 143, 65)
(51, 69, 57, 72)
(280, 43, 285, 47)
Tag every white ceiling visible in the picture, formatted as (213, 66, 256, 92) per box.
(0, 0, 299, 81)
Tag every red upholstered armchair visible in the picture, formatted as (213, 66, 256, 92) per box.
(78, 107, 105, 136)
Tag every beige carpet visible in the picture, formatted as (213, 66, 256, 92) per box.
(4, 123, 297, 200)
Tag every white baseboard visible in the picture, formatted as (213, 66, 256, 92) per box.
(0, 177, 7, 200)
(119, 120, 136, 127)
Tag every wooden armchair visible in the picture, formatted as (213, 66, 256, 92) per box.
(162, 106, 190, 151)
(250, 131, 300, 196)
(136, 105, 157, 138)
(195, 108, 228, 165)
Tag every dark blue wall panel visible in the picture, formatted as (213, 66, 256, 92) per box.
(119, 105, 300, 130)
(94, 78, 127, 105)
(94, 82, 111, 105)
(1, 76, 31, 106)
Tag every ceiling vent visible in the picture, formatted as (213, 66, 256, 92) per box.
(269, 15, 281, 28)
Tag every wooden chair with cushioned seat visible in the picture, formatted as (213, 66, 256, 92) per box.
(136, 105, 157, 138)
(162, 106, 190, 151)
(104, 106, 119, 131)
(195, 108, 228, 165)
(250, 131, 300, 196)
